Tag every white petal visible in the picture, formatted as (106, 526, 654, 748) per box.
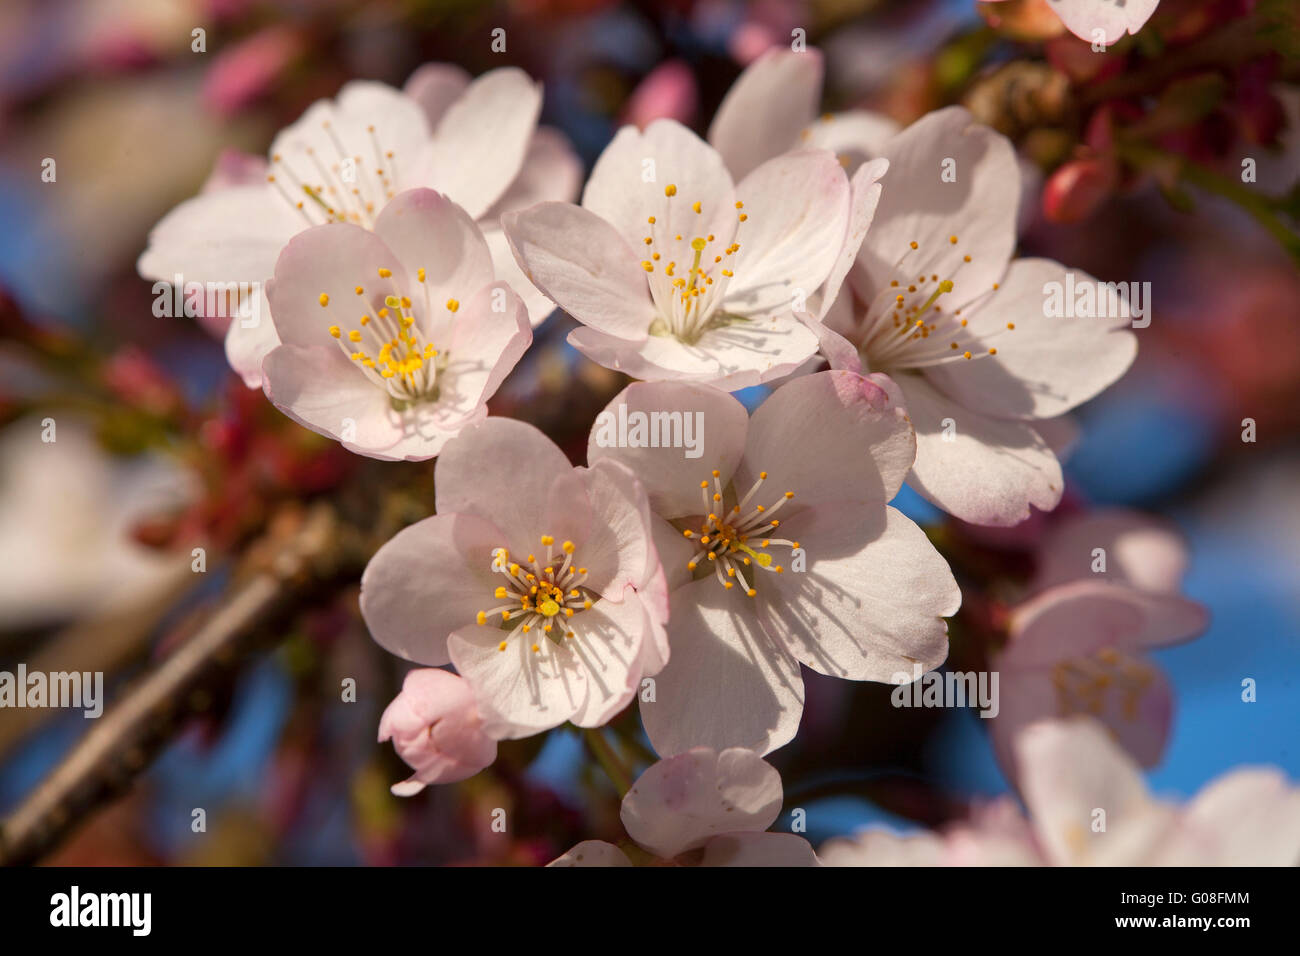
(547, 841, 633, 867)
(895, 373, 1064, 526)
(403, 62, 471, 128)
(223, 287, 279, 388)
(707, 48, 823, 181)
(641, 577, 804, 757)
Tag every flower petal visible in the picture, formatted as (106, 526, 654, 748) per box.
(223, 287, 279, 388)
(723, 150, 850, 318)
(435, 280, 532, 420)
(761, 505, 958, 681)
(893, 372, 1064, 526)
(137, 184, 300, 283)
(621, 746, 783, 858)
(483, 127, 584, 220)
(799, 110, 900, 174)
(372, 188, 495, 321)
(1032, 509, 1189, 595)
(567, 315, 820, 391)
(548, 841, 633, 867)
(502, 202, 656, 341)
(403, 62, 471, 128)
(582, 119, 736, 255)
(856, 106, 1018, 314)
(922, 258, 1138, 419)
(737, 369, 914, 507)
(707, 48, 824, 181)
(700, 832, 821, 867)
(587, 381, 750, 519)
(641, 577, 803, 757)
(423, 68, 541, 218)
(360, 512, 507, 666)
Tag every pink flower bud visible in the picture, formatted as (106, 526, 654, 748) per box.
(1042, 157, 1115, 223)
(378, 669, 497, 794)
(622, 60, 697, 130)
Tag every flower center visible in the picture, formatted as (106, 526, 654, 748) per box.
(858, 235, 1015, 371)
(680, 468, 798, 597)
(640, 187, 747, 344)
(1050, 646, 1155, 722)
(318, 266, 462, 405)
(476, 536, 596, 654)
(267, 122, 405, 228)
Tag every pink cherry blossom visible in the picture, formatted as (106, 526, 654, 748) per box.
(824, 717, 1300, 866)
(550, 747, 819, 866)
(260, 188, 531, 461)
(503, 119, 881, 391)
(980, 0, 1160, 47)
(811, 107, 1137, 526)
(360, 418, 670, 738)
(139, 65, 579, 387)
(587, 370, 960, 755)
(989, 510, 1207, 774)
(378, 668, 497, 794)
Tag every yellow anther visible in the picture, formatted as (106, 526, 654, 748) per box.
(562, 541, 575, 554)
(417, 268, 426, 282)
(692, 201, 701, 214)
(318, 293, 330, 307)
(348, 330, 362, 342)
(328, 326, 341, 338)
(446, 299, 459, 312)
(476, 611, 487, 625)
(665, 184, 677, 197)
(378, 267, 392, 278)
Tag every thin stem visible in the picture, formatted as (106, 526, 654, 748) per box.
(583, 728, 633, 797)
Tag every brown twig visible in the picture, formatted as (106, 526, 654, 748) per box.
(0, 503, 367, 865)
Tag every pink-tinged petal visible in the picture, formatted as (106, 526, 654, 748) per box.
(372, 188, 495, 319)
(820, 829, 947, 866)
(565, 588, 652, 728)
(1014, 717, 1172, 866)
(857, 107, 1017, 313)
(1034, 413, 1081, 460)
(923, 258, 1138, 420)
(798, 110, 900, 174)
(261, 344, 403, 455)
(449, 619, 589, 738)
(379, 668, 497, 792)
(436, 280, 532, 419)
(800, 312, 864, 373)
(366, 405, 489, 464)
(992, 653, 1173, 773)
(482, 127, 584, 220)
(588, 382, 750, 519)
(1049, 0, 1159, 45)
(576, 459, 658, 598)
(567, 314, 820, 391)
(633, 562, 672, 677)
(701, 832, 820, 866)
(622, 747, 784, 858)
(548, 841, 633, 867)
(266, 223, 408, 349)
(403, 62, 471, 128)
(223, 287, 279, 388)
(582, 120, 737, 255)
(724, 150, 850, 318)
(1162, 770, 1300, 866)
(423, 68, 541, 218)
(1006, 579, 1207, 660)
(360, 512, 506, 666)
(136, 184, 300, 283)
(894, 373, 1064, 526)
(435, 417, 591, 557)
(708, 48, 823, 182)
(652, 514, 697, 594)
(269, 80, 431, 196)
(813, 158, 888, 322)
(641, 577, 803, 757)
(482, 226, 556, 327)
(762, 505, 958, 681)
(1032, 509, 1189, 595)
(502, 202, 655, 341)
(200, 148, 269, 192)
(738, 370, 915, 507)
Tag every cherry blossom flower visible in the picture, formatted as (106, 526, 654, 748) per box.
(260, 188, 531, 461)
(824, 717, 1300, 866)
(359, 418, 669, 738)
(550, 747, 819, 866)
(378, 669, 497, 794)
(138, 64, 578, 387)
(989, 510, 1208, 772)
(587, 371, 960, 756)
(980, 0, 1160, 47)
(810, 107, 1137, 525)
(503, 119, 880, 391)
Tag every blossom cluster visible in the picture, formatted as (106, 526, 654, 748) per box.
(137, 33, 1298, 867)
